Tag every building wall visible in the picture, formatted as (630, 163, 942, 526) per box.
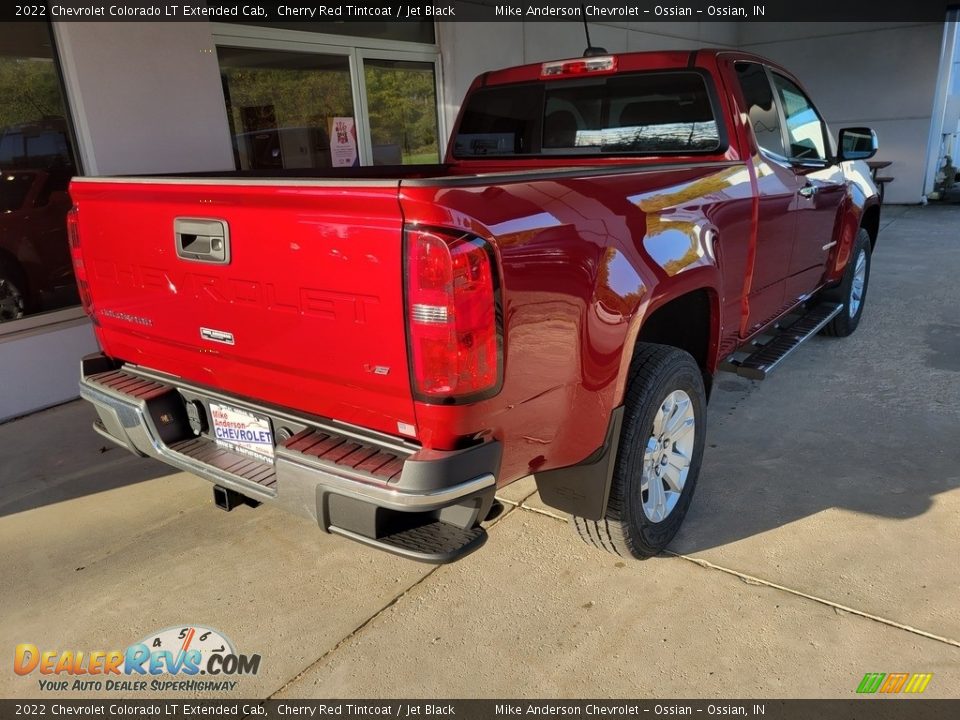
(48, 19, 947, 207)
(53, 21, 235, 175)
(49, 18, 951, 206)
(737, 22, 946, 204)
(0, 321, 97, 422)
(945, 95, 960, 141)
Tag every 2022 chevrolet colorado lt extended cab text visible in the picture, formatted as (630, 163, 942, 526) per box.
(71, 50, 880, 563)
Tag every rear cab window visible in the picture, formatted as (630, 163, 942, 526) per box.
(453, 70, 725, 159)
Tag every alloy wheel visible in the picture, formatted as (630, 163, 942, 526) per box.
(849, 249, 867, 318)
(640, 389, 696, 523)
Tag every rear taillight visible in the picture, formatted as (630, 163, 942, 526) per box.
(405, 227, 502, 402)
(67, 206, 95, 320)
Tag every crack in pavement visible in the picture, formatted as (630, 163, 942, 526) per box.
(510, 502, 960, 650)
(668, 552, 960, 649)
(264, 488, 539, 702)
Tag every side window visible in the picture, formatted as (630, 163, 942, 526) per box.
(770, 73, 828, 161)
(734, 62, 785, 158)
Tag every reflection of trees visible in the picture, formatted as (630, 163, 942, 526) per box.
(633, 165, 743, 213)
(222, 67, 355, 136)
(222, 62, 439, 163)
(628, 165, 746, 278)
(0, 59, 65, 129)
(580, 121, 719, 153)
(364, 64, 438, 160)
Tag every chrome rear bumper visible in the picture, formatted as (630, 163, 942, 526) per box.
(80, 354, 499, 562)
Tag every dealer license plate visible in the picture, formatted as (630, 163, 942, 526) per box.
(209, 402, 274, 463)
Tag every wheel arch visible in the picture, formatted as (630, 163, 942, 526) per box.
(861, 201, 880, 250)
(621, 285, 721, 402)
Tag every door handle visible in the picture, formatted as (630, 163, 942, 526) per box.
(175, 217, 230, 264)
(798, 183, 818, 199)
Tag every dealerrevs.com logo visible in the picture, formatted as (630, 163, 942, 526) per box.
(14, 625, 261, 693)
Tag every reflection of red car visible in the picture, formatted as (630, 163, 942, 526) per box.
(0, 168, 77, 322)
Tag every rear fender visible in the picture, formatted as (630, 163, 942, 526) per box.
(614, 269, 723, 407)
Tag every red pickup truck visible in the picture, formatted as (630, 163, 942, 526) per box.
(71, 50, 880, 563)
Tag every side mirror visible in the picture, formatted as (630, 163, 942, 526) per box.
(837, 127, 878, 161)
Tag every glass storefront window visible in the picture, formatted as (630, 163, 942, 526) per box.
(364, 59, 440, 165)
(218, 46, 358, 170)
(221, 21, 435, 46)
(0, 22, 79, 324)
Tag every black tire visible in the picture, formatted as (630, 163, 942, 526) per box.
(821, 228, 871, 337)
(573, 344, 707, 558)
(0, 257, 28, 323)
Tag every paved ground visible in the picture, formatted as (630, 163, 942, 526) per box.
(2, 205, 959, 700)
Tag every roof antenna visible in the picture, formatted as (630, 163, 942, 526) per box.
(581, 6, 608, 57)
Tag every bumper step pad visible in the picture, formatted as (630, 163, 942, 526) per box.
(330, 520, 487, 564)
(719, 302, 842, 380)
(282, 428, 406, 482)
(168, 436, 277, 489)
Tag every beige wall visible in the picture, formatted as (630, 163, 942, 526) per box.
(0, 321, 97, 422)
(53, 22, 235, 175)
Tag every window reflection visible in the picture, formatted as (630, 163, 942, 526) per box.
(0, 22, 79, 324)
(455, 72, 721, 158)
(364, 59, 440, 165)
(545, 74, 720, 153)
(772, 73, 828, 161)
(218, 47, 357, 170)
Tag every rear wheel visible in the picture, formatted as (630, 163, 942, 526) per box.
(821, 228, 871, 337)
(573, 344, 706, 558)
(0, 259, 27, 323)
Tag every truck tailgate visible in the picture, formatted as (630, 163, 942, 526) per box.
(70, 178, 417, 438)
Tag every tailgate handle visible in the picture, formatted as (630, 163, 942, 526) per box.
(174, 217, 230, 264)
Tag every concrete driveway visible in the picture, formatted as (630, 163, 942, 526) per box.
(2, 205, 958, 699)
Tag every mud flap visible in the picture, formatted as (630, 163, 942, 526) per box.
(533, 406, 624, 520)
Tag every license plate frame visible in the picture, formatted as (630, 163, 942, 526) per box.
(209, 402, 275, 464)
